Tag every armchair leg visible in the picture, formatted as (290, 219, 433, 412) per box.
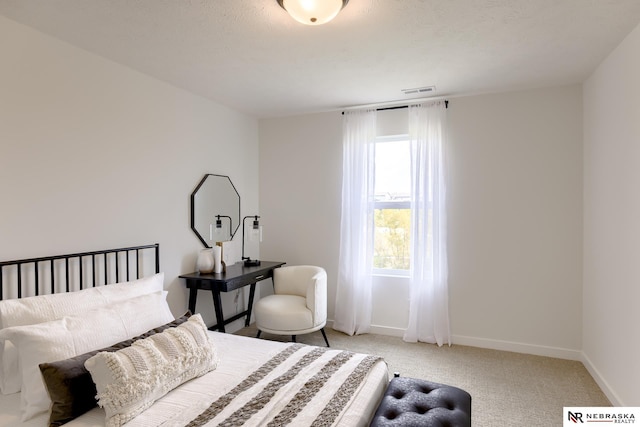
(256, 330, 261, 338)
(321, 328, 330, 347)
(292, 335, 296, 343)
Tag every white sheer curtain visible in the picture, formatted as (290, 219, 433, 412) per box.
(333, 109, 377, 336)
(403, 101, 451, 346)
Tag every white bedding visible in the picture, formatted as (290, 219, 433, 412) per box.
(0, 332, 389, 427)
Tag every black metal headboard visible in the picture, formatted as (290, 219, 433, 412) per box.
(0, 243, 160, 300)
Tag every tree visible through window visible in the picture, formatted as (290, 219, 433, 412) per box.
(373, 136, 410, 273)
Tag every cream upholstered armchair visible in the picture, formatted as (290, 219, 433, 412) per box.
(254, 265, 330, 347)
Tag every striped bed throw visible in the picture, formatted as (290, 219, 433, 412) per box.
(185, 344, 382, 427)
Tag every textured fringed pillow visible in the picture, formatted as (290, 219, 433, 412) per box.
(84, 313, 218, 427)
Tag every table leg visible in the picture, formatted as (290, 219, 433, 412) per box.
(211, 290, 225, 333)
(188, 286, 198, 314)
(246, 283, 257, 326)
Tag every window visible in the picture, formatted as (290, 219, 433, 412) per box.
(373, 135, 410, 275)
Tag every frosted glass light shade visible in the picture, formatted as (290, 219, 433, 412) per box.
(278, 0, 348, 26)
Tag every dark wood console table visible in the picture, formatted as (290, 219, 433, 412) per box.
(180, 261, 285, 333)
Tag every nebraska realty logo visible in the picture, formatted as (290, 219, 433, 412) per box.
(564, 407, 640, 425)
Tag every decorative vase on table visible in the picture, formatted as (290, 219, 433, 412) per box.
(196, 249, 214, 274)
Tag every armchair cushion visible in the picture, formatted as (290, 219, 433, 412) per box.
(254, 295, 312, 332)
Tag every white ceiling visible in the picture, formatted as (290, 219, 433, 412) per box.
(2, 0, 640, 118)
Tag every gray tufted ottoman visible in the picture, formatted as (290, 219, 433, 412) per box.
(369, 375, 472, 427)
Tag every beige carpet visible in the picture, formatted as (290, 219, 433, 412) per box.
(235, 325, 610, 427)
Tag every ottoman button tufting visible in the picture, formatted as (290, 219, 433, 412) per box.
(370, 377, 471, 427)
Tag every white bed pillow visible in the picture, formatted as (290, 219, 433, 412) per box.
(84, 314, 217, 427)
(0, 290, 174, 421)
(0, 272, 164, 395)
(95, 272, 165, 304)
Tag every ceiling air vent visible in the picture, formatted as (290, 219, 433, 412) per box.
(402, 86, 435, 95)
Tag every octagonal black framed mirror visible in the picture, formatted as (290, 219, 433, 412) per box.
(190, 174, 241, 248)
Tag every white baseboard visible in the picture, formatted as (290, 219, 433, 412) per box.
(581, 352, 623, 406)
(327, 320, 582, 360)
(369, 324, 406, 337)
(451, 334, 582, 360)
(377, 330, 582, 361)
(222, 318, 249, 335)
(325, 320, 406, 337)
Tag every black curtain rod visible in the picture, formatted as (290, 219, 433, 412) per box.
(341, 99, 448, 115)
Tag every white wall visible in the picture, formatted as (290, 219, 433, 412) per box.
(583, 21, 640, 406)
(0, 16, 260, 330)
(259, 85, 584, 358)
(448, 86, 583, 358)
(258, 112, 343, 312)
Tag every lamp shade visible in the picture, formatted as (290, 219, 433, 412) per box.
(278, 0, 348, 26)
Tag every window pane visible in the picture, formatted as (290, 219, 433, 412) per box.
(374, 208, 410, 270)
(374, 140, 410, 202)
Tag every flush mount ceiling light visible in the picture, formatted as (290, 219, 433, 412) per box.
(277, 0, 349, 26)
